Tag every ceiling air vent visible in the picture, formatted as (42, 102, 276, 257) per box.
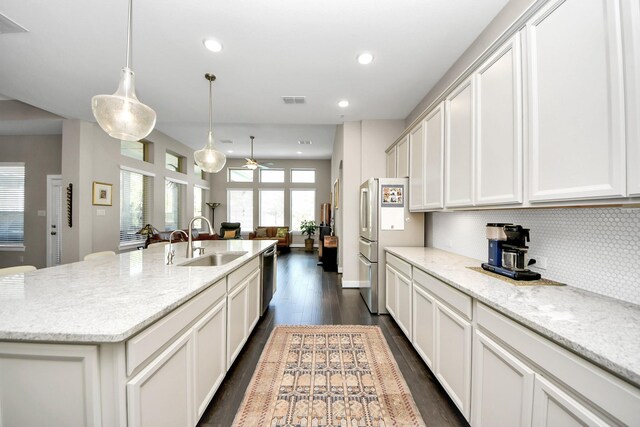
(0, 14, 28, 34)
(219, 139, 233, 144)
(281, 96, 306, 104)
(298, 140, 312, 145)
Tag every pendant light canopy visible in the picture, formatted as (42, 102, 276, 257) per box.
(194, 73, 226, 173)
(92, 0, 156, 141)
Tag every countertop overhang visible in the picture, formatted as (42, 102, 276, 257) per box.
(0, 240, 277, 343)
(385, 246, 640, 388)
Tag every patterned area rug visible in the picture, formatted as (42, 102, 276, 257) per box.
(232, 325, 425, 427)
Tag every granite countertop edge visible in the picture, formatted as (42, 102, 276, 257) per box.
(385, 246, 640, 388)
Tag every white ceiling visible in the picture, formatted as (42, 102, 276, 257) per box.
(0, 0, 509, 159)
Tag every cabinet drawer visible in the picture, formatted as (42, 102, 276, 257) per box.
(126, 279, 226, 376)
(413, 267, 472, 320)
(386, 253, 412, 279)
(476, 303, 640, 426)
(228, 256, 260, 293)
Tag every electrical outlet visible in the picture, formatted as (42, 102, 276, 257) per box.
(96, 209, 106, 216)
(531, 255, 548, 270)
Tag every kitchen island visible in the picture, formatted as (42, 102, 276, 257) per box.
(0, 239, 277, 427)
(384, 246, 640, 426)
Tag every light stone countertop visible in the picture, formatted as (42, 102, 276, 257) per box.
(385, 246, 640, 388)
(0, 240, 277, 343)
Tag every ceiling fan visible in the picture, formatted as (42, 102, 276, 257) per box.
(243, 136, 270, 169)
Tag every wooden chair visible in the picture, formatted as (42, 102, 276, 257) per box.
(0, 265, 37, 276)
(84, 251, 116, 261)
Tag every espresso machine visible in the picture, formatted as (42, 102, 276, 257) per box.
(481, 223, 541, 280)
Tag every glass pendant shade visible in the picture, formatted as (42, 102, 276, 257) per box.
(92, 67, 156, 141)
(194, 132, 226, 173)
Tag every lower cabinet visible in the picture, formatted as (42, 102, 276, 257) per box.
(385, 264, 397, 317)
(471, 330, 534, 427)
(385, 254, 412, 338)
(412, 284, 435, 369)
(227, 268, 261, 369)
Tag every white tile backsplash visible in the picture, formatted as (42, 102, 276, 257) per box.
(427, 208, 640, 305)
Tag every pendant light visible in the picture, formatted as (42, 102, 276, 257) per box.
(91, 0, 156, 141)
(194, 73, 226, 173)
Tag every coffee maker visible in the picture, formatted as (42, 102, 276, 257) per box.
(481, 223, 541, 280)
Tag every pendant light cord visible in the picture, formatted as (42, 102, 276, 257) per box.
(125, 0, 133, 69)
(208, 79, 213, 136)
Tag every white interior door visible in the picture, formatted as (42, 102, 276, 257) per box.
(46, 175, 62, 267)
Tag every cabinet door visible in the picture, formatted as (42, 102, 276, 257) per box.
(395, 272, 412, 339)
(193, 298, 227, 420)
(532, 375, 609, 427)
(411, 284, 435, 369)
(471, 330, 535, 427)
(246, 269, 261, 334)
(409, 121, 425, 210)
(435, 302, 472, 420)
(445, 78, 475, 208)
(424, 103, 445, 210)
(127, 331, 193, 427)
(475, 34, 523, 205)
(625, 0, 640, 196)
(386, 146, 397, 178)
(397, 136, 409, 178)
(227, 280, 249, 369)
(526, 0, 626, 202)
(385, 264, 397, 319)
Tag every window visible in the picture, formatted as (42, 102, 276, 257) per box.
(228, 189, 253, 231)
(260, 169, 285, 183)
(165, 179, 185, 231)
(121, 140, 150, 162)
(120, 168, 153, 245)
(0, 163, 25, 247)
(165, 151, 185, 173)
(259, 189, 284, 225)
(193, 186, 206, 230)
(291, 190, 315, 231)
(194, 163, 205, 180)
(291, 169, 315, 183)
(228, 168, 253, 182)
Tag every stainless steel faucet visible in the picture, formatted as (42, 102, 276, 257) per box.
(167, 229, 188, 265)
(186, 216, 213, 258)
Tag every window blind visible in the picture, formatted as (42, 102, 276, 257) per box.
(120, 169, 153, 245)
(193, 186, 204, 230)
(165, 179, 184, 231)
(0, 163, 25, 246)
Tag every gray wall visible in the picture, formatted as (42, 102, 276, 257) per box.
(208, 158, 331, 246)
(0, 135, 62, 268)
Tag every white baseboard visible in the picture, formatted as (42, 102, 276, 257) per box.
(290, 244, 319, 248)
(341, 280, 361, 288)
(338, 266, 343, 274)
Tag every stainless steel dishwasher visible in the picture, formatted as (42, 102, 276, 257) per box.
(261, 246, 277, 315)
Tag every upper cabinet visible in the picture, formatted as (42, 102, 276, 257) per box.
(409, 121, 425, 211)
(423, 103, 445, 210)
(624, 0, 640, 196)
(396, 136, 409, 178)
(525, 0, 627, 202)
(445, 78, 475, 208)
(386, 145, 397, 178)
(474, 34, 523, 206)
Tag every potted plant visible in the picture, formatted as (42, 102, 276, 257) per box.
(300, 220, 317, 252)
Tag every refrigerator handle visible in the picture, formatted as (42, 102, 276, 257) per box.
(360, 187, 368, 232)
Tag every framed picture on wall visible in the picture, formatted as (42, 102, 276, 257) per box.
(92, 181, 112, 206)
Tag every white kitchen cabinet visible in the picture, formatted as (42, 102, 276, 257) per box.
(624, 0, 640, 196)
(532, 375, 609, 427)
(475, 34, 523, 206)
(227, 279, 249, 369)
(423, 103, 445, 210)
(193, 298, 227, 420)
(445, 78, 475, 208)
(526, 0, 626, 202)
(385, 264, 397, 318)
(396, 136, 409, 178)
(409, 121, 425, 210)
(246, 269, 261, 334)
(127, 331, 193, 427)
(471, 330, 534, 427)
(385, 254, 412, 337)
(386, 145, 397, 178)
(435, 301, 472, 419)
(396, 270, 412, 339)
(411, 284, 435, 369)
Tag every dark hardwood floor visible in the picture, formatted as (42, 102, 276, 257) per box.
(198, 250, 468, 427)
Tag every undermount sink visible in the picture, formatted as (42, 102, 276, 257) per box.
(178, 251, 247, 267)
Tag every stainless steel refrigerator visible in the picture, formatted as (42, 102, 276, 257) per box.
(358, 178, 424, 314)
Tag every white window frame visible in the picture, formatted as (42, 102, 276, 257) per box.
(193, 184, 209, 230)
(291, 168, 316, 183)
(227, 188, 254, 231)
(228, 167, 254, 183)
(259, 168, 285, 183)
(119, 166, 155, 250)
(165, 177, 187, 231)
(0, 162, 26, 251)
(259, 188, 285, 226)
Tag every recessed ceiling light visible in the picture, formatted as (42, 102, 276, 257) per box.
(203, 39, 223, 53)
(227, 150, 234, 153)
(357, 52, 374, 65)
(296, 151, 302, 154)
(338, 100, 349, 108)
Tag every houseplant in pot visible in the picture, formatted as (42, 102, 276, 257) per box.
(300, 220, 317, 252)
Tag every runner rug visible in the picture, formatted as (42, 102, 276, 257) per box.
(232, 325, 426, 427)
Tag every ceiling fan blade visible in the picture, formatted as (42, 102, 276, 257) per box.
(257, 163, 269, 169)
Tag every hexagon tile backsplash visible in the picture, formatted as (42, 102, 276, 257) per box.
(427, 207, 640, 306)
